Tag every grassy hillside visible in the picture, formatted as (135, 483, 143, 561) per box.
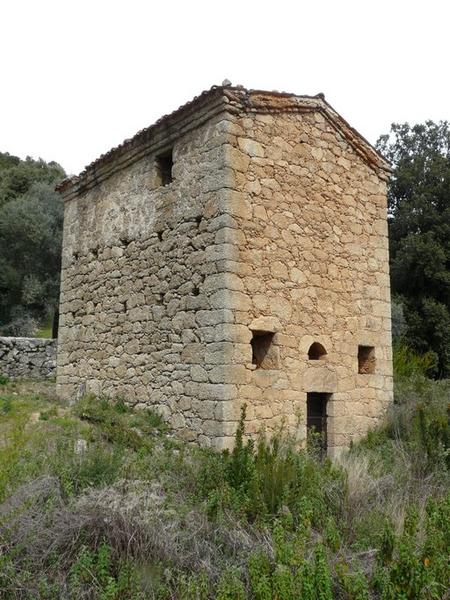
(0, 374, 448, 599)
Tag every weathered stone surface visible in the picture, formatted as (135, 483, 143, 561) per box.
(0, 337, 57, 379)
(249, 317, 281, 333)
(56, 86, 393, 454)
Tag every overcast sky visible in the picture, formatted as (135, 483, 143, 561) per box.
(1, 0, 449, 175)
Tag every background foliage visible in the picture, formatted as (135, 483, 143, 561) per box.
(0, 152, 65, 336)
(377, 122, 450, 377)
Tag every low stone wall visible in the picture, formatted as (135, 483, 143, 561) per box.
(0, 337, 57, 380)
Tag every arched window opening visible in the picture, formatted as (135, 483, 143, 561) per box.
(308, 342, 327, 361)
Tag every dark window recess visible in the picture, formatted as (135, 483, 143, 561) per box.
(52, 308, 59, 339)
(251, 332, 278, 369)
(308, 342, 327, 360)
(156, 150, 173, 186)
(307, 392, 330, 453)
(358, 345, 376, 374)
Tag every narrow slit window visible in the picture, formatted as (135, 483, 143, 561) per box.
(156, 149, 173, 186)
(358, 345, 375, 374)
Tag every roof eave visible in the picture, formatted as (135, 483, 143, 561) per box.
(58, 85, 391, 200)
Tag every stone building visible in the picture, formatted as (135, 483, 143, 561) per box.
(56, 84, 393, 456)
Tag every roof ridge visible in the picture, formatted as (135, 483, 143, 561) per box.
(57, 85, 390, 198)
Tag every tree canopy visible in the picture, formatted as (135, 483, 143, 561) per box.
(377, 121, 450, 377)
(0, 152, 66, 336)
(0, 152, 65, 208)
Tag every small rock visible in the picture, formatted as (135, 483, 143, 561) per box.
(74, 439, 88, 454)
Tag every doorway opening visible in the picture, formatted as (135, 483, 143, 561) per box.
(306, 392, 330, 453)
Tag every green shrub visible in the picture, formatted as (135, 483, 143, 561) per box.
(355, 376, 449, 475)
(0, 395, 12, 414)
(272, 564, 297, 600)
(176, 572, 209, 600)
(144, 408, 166, 429)
(313, 543, 333, 600)
(69, 541, 142, 599)
(248, 552, 272, 600)
(298, 559, 315, 600)
(53, 440, 124, 496)
(393, 343, 436, 378)
(225, 405, 256, 495)
(215, 569, 246, 600)
(336, 564, 370, 600)
(372, 496, 450, 599)
(75, 395, 166, 451)
(210, 406, 346, 526)
(379, 521, 395, 565)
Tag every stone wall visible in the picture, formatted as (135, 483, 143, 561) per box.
(57, 109, 239, 446)
(219, 105, 393, 455)
(0, 337, 57, 379)
(57, 86, 393, 454)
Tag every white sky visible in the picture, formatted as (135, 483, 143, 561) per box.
(1, 0, 449, 176)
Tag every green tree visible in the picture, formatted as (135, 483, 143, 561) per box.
(377, 122, 450, 377)
(0, 176, 65, 335)
(0, 152, 65, 208)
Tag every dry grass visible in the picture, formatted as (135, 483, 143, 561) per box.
(0, 376, 448, 598)
(1, 475, 272, 598)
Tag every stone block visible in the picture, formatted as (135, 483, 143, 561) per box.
(181, 343, 205, 364)
(208, 364, 251, 384)
(210, 290, 252, 311)
(238, 138, 265, 158)
(249, 316, 281, 333)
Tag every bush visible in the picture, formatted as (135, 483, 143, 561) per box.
(197, 405, 346, 527)
(372, 496, 450, 599)
(69, 541, 143, 599)
(215, 569, 246, 600)
(1, 309, 38, 337)
(393, 343, 437, 379)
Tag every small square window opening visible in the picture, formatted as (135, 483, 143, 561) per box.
(251, 331, 279, 369)
(156, 150, 173, 186)
(358, 345, 375, 374)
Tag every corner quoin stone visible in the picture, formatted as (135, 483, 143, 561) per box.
(56, 85, 393, 456)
